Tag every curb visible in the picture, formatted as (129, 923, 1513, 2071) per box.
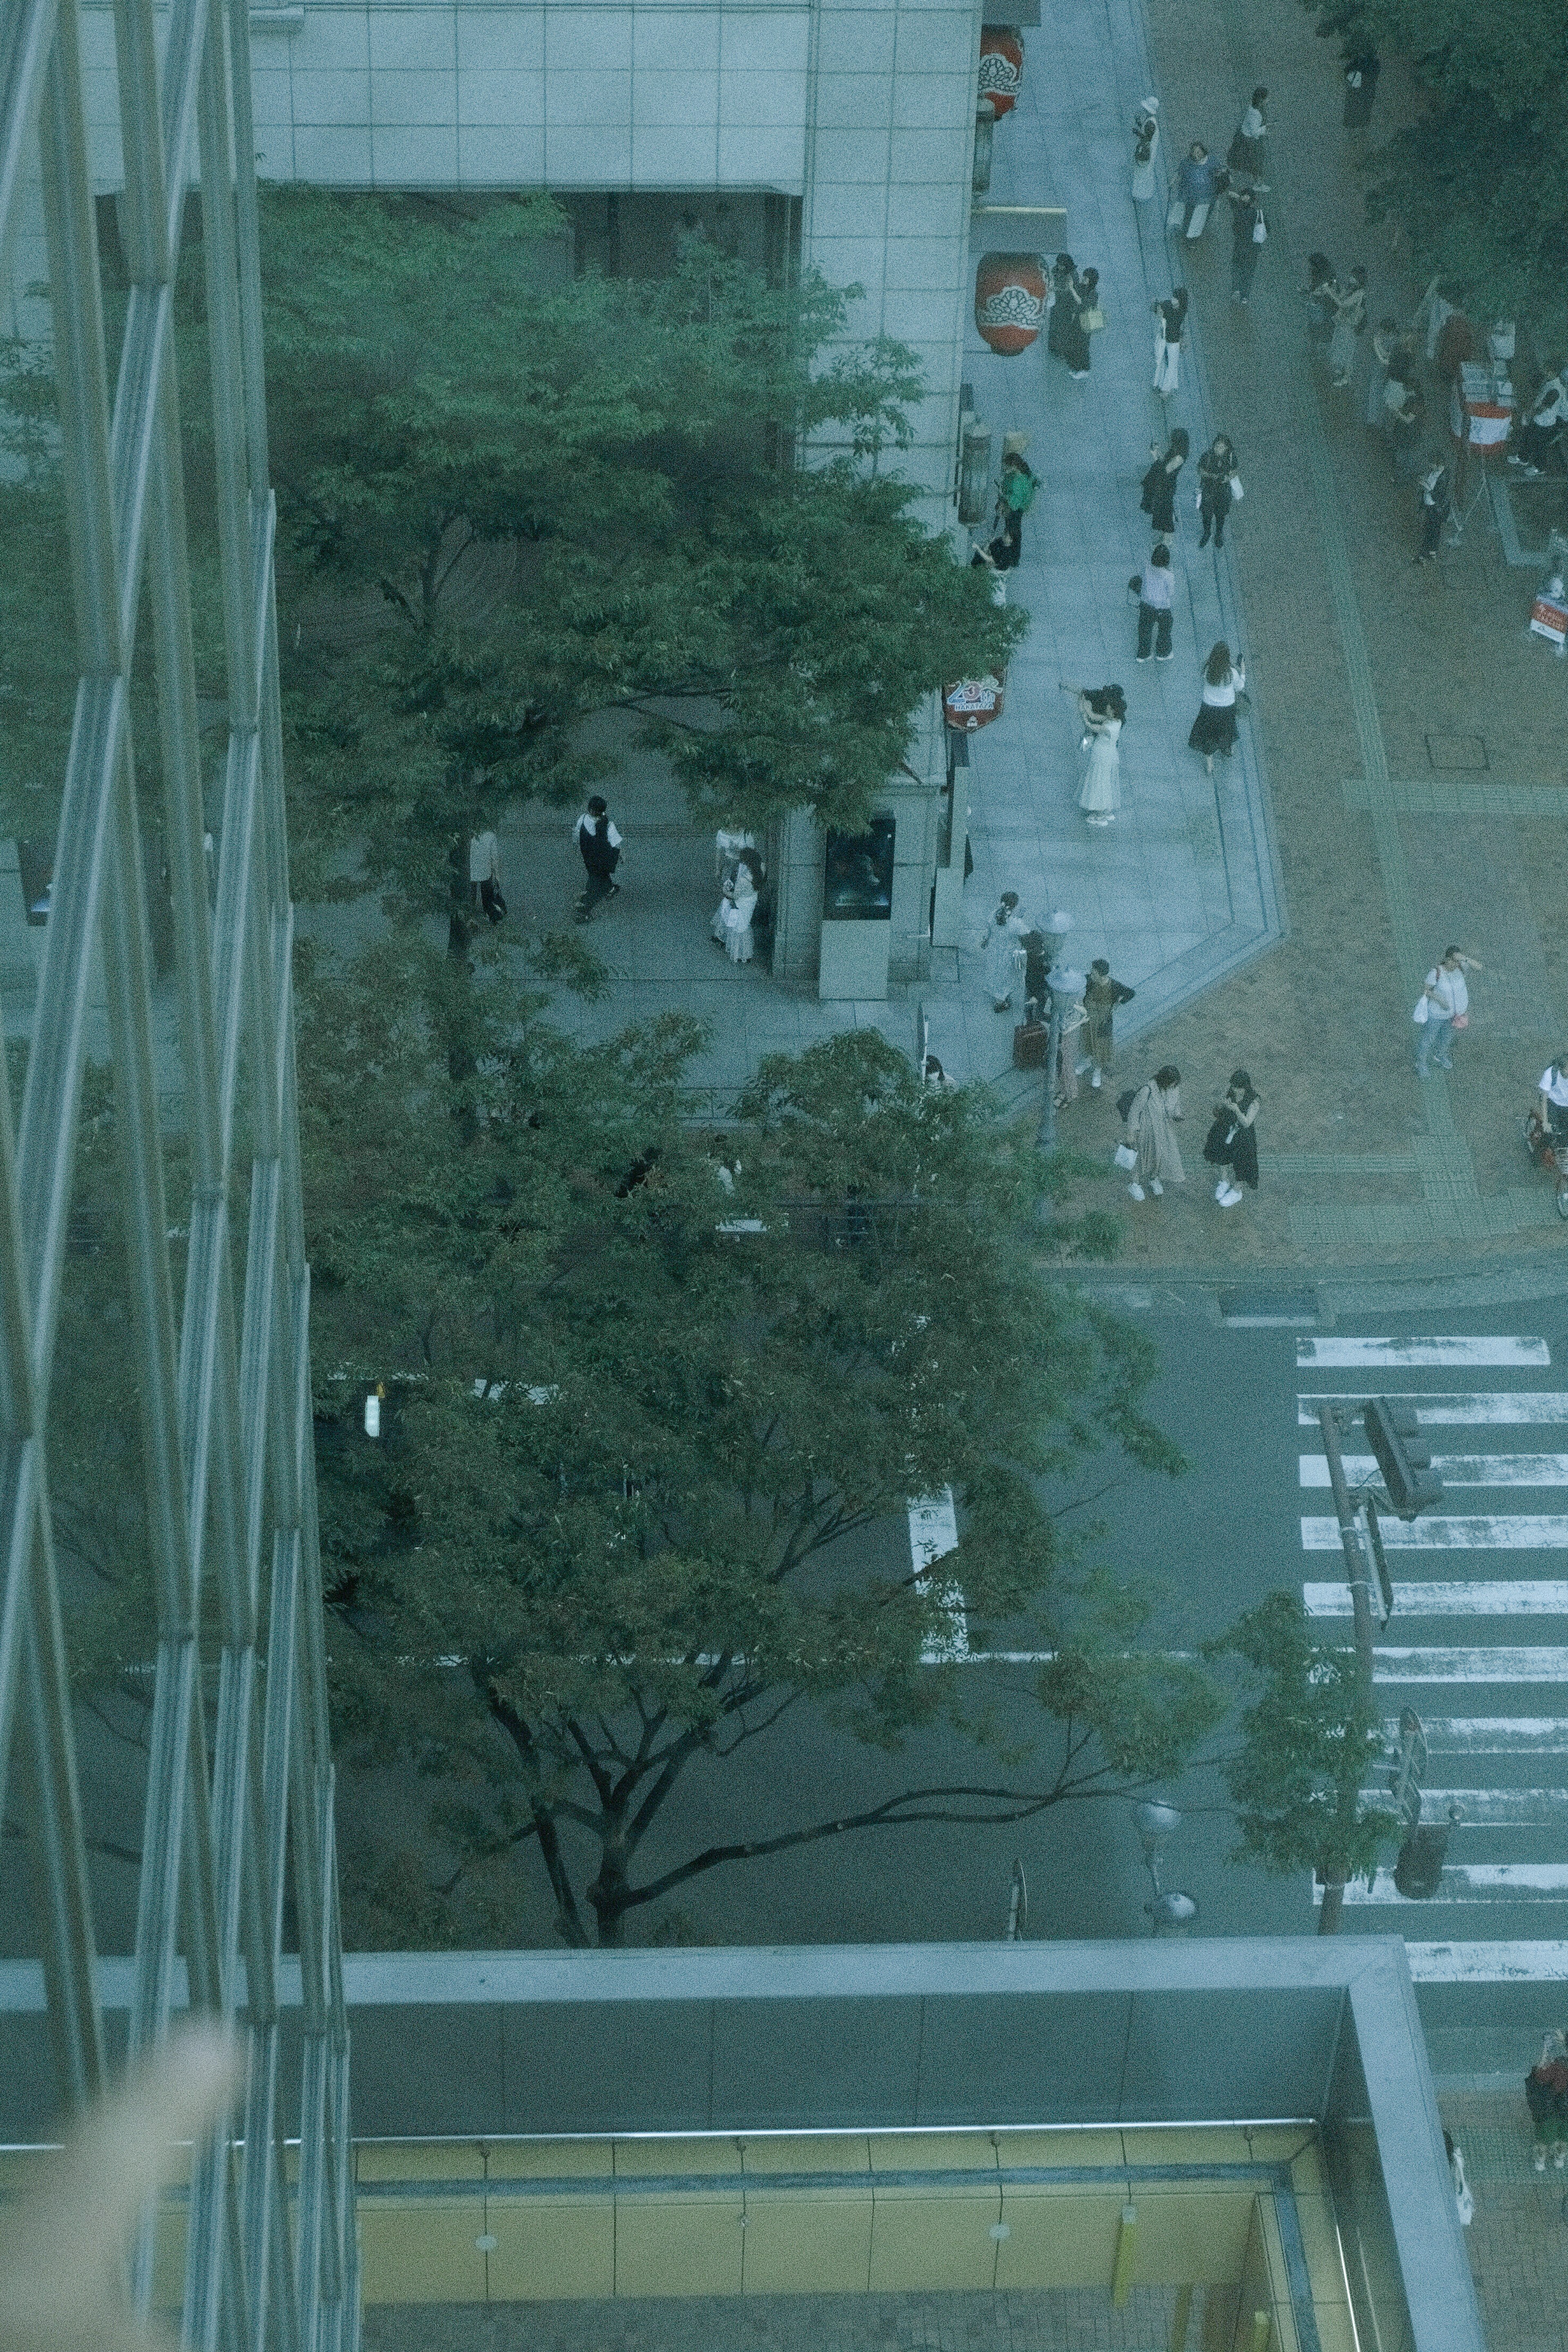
(1061, 1243, 1568, 1320)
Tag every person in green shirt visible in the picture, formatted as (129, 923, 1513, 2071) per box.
(991, 448, 1038, 567)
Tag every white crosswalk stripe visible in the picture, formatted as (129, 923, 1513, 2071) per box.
(1297, 1337, 1550, 1367)
(1300, 1452, 1568, 1486)
(1295, 1336, 1568, 1967)
(1298, 1392, 1568, 1425)
(1306, 1581, 1568, 1617)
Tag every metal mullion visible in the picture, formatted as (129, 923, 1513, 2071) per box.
(243, 1526, 300, 2352)
(127, 1637, 197, 2313)
(154, 0, 207, 266)
(38, 0, 118, 672)
(294, 2029, 328, 2352)
(17, 675, 125, 1384)
(147, 356, 224, 1193)
(239, 1158, 279, 1586)
(219, 0, 270, 494)
(176, 1699, 247, 2352)
(186, 1642, 257, 2352)
(211, 732, 260, 1183)
(20, 1523, 105, 2107)
(253, 516, 291, 914)
(0, 1446, 39, 1833)
(196, 0, 257, 733)
(111, 0, 169, 281)
(0, 0, 61, 297)
(102, 733, 194, 1631)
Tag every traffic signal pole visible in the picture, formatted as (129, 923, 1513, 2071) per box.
(1316, 1404, 1377, 1935)
(1318, 1405, 1377, 1711)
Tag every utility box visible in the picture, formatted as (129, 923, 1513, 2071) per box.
(819, 817, 894, 1000)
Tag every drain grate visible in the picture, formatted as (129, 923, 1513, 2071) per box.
(1425, 733, 1489, 771)
(1219, 1288, 1319, 1327)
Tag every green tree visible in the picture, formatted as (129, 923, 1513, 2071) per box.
(1206, 1592, 1394, 1934)
(306, 957, 1216, 1948)
(245, 192, 1020, 912)
(1309, 0, 1568, 332)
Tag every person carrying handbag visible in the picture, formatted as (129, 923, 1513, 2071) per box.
(1413, 946, 1482, 1076)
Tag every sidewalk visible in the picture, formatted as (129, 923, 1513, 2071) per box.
(485, 0, 1568, 1283)
(1064, 0, 1568, 1273)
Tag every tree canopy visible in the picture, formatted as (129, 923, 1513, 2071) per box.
(1205, 1591, 1394, 1933)
(305, 946, 1216, 1946)
(248, 190, 1021, 908)
(1311, 0, 1568, 331)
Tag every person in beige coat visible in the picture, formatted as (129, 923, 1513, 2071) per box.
(1124, 1065, 1185, 1200)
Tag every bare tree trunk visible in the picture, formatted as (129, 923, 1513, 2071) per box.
(1318, 1875, 1345, 1934)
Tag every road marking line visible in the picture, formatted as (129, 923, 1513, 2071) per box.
(1323, 1864, 1568, 1904)
(1408, 1942, 1568, 1982)
(1299, 1392, 1568, 1425)
(1301, 1515, 1568, 1549)
(1296, 1338, 1550, 1368)
(1383, 1717, 1568, 1751)
(1374, 1647, 1568, 1682)
(1300, 1453, 1568, 1488)
(1305, 1580, 1568, 1617)
(1358, 1787, 1568, 1825)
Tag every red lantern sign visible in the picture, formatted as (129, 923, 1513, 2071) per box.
(944, 675, 1006, 733)
(975, 251, 1046, 356)
(978, 27, 1024, 117)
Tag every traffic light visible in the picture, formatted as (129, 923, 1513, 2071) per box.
(1363, 1397, 1444, 1520)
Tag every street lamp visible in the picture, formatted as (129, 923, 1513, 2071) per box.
(1131, 1798, 1199, 1936)
(1033, 910, 1076, 1152)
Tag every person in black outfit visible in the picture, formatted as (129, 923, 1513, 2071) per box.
(1045, 252, 1077, 359)
(1197, 435, 1239, 548)
(573, 794, 624, 920)
(1225, 182, 1267, 307)
(1055, 266, 1097, 377)
(1203, 1070, 1260, 1207)
(1140, 428, 1188, 541)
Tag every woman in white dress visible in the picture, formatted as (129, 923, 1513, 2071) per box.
(1061, 682, 1127, 825)
(711, 848, 762, 963)
(982, 889, 1030, 1010)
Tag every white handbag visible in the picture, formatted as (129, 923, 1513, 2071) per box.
(1412, 993, 1430, 1024)
(1114, 1143, 1138, 1171)
(1230, 474, 1245, 499)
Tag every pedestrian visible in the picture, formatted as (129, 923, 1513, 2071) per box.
(1173, 143, 1221, 240)
(1131, 99, 1160, 201)
(992, 445, 1038, 563)
(1078, 959, 1135, 1089)
(468, 826, 506, 924)
(1196, 435, 1241, 548)
(1021, 927, 1050, 1022)
(1414, 459, 1450, 564)
(1510, 361, 1568, 477)
(1052, 969, 1088, 1109)
(1326, 264, 1368, 386)
(1134, 542, 1176, 662)
(1123, 1065, 1184, 1200)
(1444, 2132, 1475, 2228)
(1388, 376, 1424, 477)
(1054, 265, 1098, 379)
(1061, 682, 1126, 827)
(1227, 87, 1269, 180)
(1188, 641, 1246, 775)
(572, 793, 623, 920)
(1302, 253, 1336, 347)
(1151, 288, 1188, 396)
(1342, 47, 1380, 130)
(1225, 181, 1268, 306)
(1365, 318, 1399, 429)
(982, 890, 1030, 1011)
(1140, 428, 1189, 539)
(1413, 946, 1482, 1076)
(1203, 1069, 1260, 1207)
(1525, 2030, 1568, 2172)
(710, 846, 761, 963)
(1045, 252, 1077, 359)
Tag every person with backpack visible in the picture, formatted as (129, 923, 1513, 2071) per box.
(993, 445, 1038, 563)
(573, 794, 624, 921)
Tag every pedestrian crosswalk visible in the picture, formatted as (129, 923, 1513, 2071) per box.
(1296, 1333, 1568, 1966)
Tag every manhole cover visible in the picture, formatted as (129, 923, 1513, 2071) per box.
(1425, 733, 1489, 771)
